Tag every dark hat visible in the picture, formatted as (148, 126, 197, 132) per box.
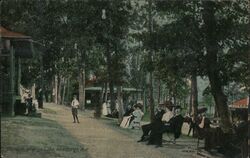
(134, 103, 143, 108)
(163, 101, 173, 107)
(159, 101, 174, 110)
(198, 107, 208, 114)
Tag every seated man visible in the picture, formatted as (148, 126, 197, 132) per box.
(124, 105, 134, 116)
(147, 105, 174, 147)
(137, 102, 171, 142)
(159, 108, 184, 144)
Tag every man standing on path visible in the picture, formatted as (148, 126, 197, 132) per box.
(71, 95, 80, 123)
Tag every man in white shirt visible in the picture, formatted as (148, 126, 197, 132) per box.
(71, 95, 80, 123)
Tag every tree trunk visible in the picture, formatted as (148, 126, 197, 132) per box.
(168, 89, 172, 102)
(44, 90, 48, 102)
(54, 75, 58, 104)
(158, 79, 161, 104)
(104, 82, 108, 103)
(94, 90, 102, 118)
(57, 76, 62, 104)
(117, 86, 124, 124)
(95, 85, 104, 118)
(248, 94, 250, 113)
(173, 81, 178, 105)
(189, 90, 193, 115)
(39, 52, 44, 108)
(99, 85, 105, 115)
(143, 88, 146, 112)
(79, 67, 85, 111)
(149, 72, 155, 122)
(148, 0, 155, 122)
(17, 57, 21, 96)
(105, 39, 115, 111)
(100, 84, 104, 103)
(66, 78, 70, 105)
(214, 104, 219, 117)
(202, 1, 232, 133)
(191, 74, 198, 122)
(109, 80, 115, 111)
(62, 77, 66, 105)
(51, 79, 54, 103)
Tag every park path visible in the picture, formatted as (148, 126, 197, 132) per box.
(41, 103, 220, 158)
(41, 103, 168, 158)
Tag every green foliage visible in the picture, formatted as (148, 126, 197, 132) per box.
(155, 0, 249, 86)
(1, 0, 248, 110)
(1, 0, 132, 89)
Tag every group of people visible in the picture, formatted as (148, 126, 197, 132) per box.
(137, 101, 184, 147)
(102, 100, 121, 118)
(24, 93, 36, 115)
(21, 86, 43, 116)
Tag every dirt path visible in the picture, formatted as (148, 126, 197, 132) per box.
(41, 103, 222, 158)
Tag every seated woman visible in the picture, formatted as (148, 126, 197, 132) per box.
(129, 103, 144, 129)
(25, 93, 37, 116)
(120, 103, 143, 128)
(120, 105, 134, 128)
(102, 101, 111, 116)
(161, 105, 174, 125)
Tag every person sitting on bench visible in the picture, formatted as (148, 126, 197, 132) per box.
(137, 101, 171, 142)
(147, 104, 174, 147)
(129, 103, 144, 129)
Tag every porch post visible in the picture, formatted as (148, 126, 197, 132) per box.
(10, 46, 15, 116)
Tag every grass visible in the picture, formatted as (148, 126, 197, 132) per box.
(1, 116, 89, 158)
(42, 107, 57, 114)
(141, 111, 150, 122)
(99, 116, 142, 140)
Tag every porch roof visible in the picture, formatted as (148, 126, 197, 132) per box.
(0, 26, 31, 39)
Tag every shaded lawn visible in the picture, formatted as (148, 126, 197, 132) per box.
(1, 116, 89, 158)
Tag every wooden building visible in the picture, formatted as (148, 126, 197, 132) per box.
(229, 97, 249, 121)
(0, 26, 34, 116)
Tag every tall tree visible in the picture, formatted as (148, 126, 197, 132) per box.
(96, 1, 132, 112)
(147, 0, 155, 122)
(155, 0, 249, 132)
